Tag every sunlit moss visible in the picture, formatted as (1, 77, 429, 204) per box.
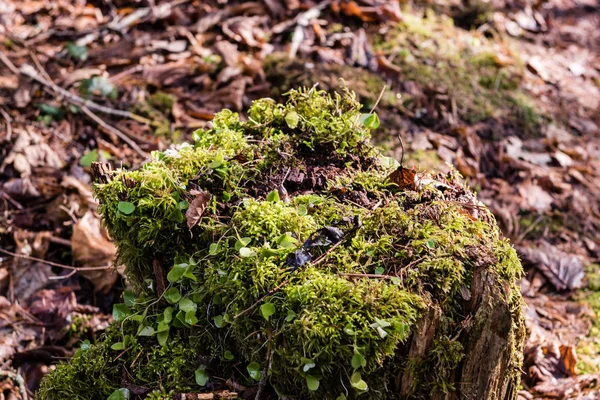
(40, 88, 524, 399)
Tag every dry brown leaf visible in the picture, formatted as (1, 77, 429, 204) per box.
(518, 242, 584, 291)
(186, 190, 212, 230)
(71, 211, 119, 293)
(387, 166, 416, 190)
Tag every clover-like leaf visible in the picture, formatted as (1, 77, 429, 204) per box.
(260, 302, 276, 321)
(164, 287, 181, 304)
(118, 201, 135, 215)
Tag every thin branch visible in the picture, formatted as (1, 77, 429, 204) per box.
(0, 248, 111, 272)
(18, 64, 152, 124)
(339, 273, 393, 279)
(80, 105, 147, 157)
(0, 51, 20, 75)
(369, 85, 387, 114)
(0, 107, 12, 141)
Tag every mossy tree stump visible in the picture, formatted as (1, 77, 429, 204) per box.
(40, 88, 524, 400)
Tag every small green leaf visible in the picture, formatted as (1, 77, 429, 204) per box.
(350, 372, 368, 391)
(266, 189, 280, 202)
(351, 351, 366, 369)
(110, 341, 125, 351)
(80, 76, 117, 99)
(260, 302, 276, 321)
(156, 321, 169, 333)
(277, 233, 297, 249)
(224, 350, 234, 361)
(163, 307, 173, 324)
(167, 263, 187, 283)
(185, 310, 198, 325)
(239, 247, 256, 258)
(138, 326, 155, 336)
(195, 366, 209, 386)
(374, 266, 385, 275)
(123, 290, 135, 307)
(360, 112, 380, 130)
(234, 237, 252, 250)
(179, 297, 197, 313)
(374, 318, 391, 328)
(80, 340, 91, 351)
(209, 243, 219, 255)
(157, 330, 169, 346)
(80, 149, 98, 167)
(285, 111, 299, 128)
(117, 201, 135, 215)
(65, 42, 88, 61)
(426, 239, 436, 249)
(336, 395, 347, 400)
(107, 388, 129, 400)
(112, 304, 131, 322)
(214, 315, 225, 328)
(306, 375, 320, 391)
(247, 362, 262, 381)
(164, 287, 181, 304)
(303, 362, 316, 372)
(286, 309, 297, 322)
(298, 204, 308, 216)
(210, 153, 224, 169)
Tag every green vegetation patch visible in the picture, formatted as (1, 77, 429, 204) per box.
(40, 88, 523, 399)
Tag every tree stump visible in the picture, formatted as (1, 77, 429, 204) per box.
(39, 88, 524, 400)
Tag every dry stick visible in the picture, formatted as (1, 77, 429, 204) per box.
(18, 64, 152, 124)
(16, 64, 148, 156)
(369, 84, 387, 114)
(255, 340, 273, 400)
(80, 105, 147, 157)
(0, 51, 20, 75)
(0, 248, 111, 272)
(0, 106, 12, 141)
(339, 273, 394, 279)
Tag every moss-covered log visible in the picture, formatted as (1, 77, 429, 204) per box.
(39, 88, 524, 400)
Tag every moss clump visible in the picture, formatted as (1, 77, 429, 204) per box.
(40, 88, 524, 399)
(576, 263, 600, 375)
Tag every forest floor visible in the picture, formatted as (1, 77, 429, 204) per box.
(0, 0, 599, 398)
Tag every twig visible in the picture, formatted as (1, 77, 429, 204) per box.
(80, 105, 147, 157)
(0, 51, 20, 75)
(255, 339, 273, 400)
(0, 107, 12, 140)
(339, 273, 393, 279)
(397, 133, 406, 167)
(0, 248, 111, 272)
(517, 214, 544, 243)
(369, 85, 387, 114)
(18, 64, 152, 124)
(234, 279, 290, 319)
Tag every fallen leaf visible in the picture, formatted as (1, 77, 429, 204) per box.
(517, 242, 585, 291)
(387, 166, 416, 190)
(71, 211, 119, 293)
(186, 190, 211, 230)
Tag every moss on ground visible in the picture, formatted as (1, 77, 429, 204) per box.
(576, 263, 600, 375)
(39, 88, 524, 399)
(265, 7, 547, 138)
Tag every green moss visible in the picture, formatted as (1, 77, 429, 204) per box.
(371, 8, 545, 131)
(41, 88, 524, 399)
(576, 263, 600, 375)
